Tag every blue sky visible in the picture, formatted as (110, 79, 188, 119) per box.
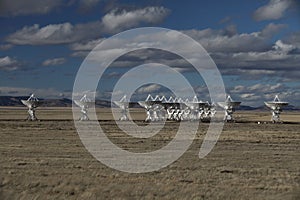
(0, 0, 299, 106)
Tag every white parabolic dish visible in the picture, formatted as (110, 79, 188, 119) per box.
(74, 100, 94, 108)
(21, 99, 42, 109)
(264, 95, 288, 110)
(264, 101, 288, 110)
(217, 101, 241, 109)
(113, 101, 129, 109)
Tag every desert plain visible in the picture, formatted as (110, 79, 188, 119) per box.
(0, 107, 299, 199)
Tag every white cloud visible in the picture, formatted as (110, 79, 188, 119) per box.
(273, 40, 295, 53)
(67, 23, 299, 85)
(232, 51, 289, 62)
(229, 83, 299, 106)
(136, 84, 162, 94)
(6, 23, 78, 45)
(232, 83, 285, 95)
(253, 0, 293, 21)
(0, 56, 20, 71)
(6, 6, 169, 45)
(71, 23, 286, 62)
(228, 39, 298, 63)
(270, 83, 283, 90)
(70, 51, 89, 57)
(231, 85, 245, 92)
(102, 7, 170, 33)
(261, 23, 286, 37)
(240, 93, 260, 100)
(248, 84, 264, 91)
(70, 38, 105, 51)
(210, 35, 300, 79)
(0, 0, 64, 17)
(184, 23, 285, 53)
(76, 23, 291, 67)
(42, 58, 66, 66)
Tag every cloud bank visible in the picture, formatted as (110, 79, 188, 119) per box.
(6, 6, 170, 45)
(0, 56, 21, 71)
(253, 0, 293, 21)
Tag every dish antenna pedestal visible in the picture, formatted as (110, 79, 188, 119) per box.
(264, 95, 288, 123)
(74, 95, 93, 121)
(217, 95, 241, 122)
(21, 94, 42, 121)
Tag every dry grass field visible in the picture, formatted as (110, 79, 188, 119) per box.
(0, 107, 299, 199)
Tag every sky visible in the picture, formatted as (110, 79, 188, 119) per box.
(0, 0, 299, 106)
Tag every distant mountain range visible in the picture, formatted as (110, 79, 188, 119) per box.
(238, 105, 299, 111)
(0, 96, 299, 110)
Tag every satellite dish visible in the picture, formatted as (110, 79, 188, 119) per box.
(20, 99, 42, 109)
(217, 95, 241, 109)
(73, 100, 94, 109)
(20, 94, 42, 121)
(74, 94, 94, 106)
(217, 95, 241, 122)
(113, 101, 129, 121)
(264, 95, 288, 123)
(113, 95, 136, 121)
(74, 94, 94, 121)
(138, 100, 163, 122)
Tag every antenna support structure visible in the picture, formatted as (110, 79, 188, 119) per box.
(217, 95, 241, 122)
(264, 95, 288, 123)
(74, 94, 93, 121)
(21, 94, 42, 121)
(114, 95, 130, 121)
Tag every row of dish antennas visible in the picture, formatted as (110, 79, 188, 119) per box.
(21, 94, 288, 123)
(114, 94, 241, 122)
(19, 94, 94, 121)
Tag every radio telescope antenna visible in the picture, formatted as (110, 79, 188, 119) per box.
(138, 94, 163, 121)
(114, 95, 130, 121)
(74, 94, 94, 121)
(21, 94, 42, 121)
(184, 99, 209, 121)
(217, 95, 241, 122)
(264, 95, 288, 123)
